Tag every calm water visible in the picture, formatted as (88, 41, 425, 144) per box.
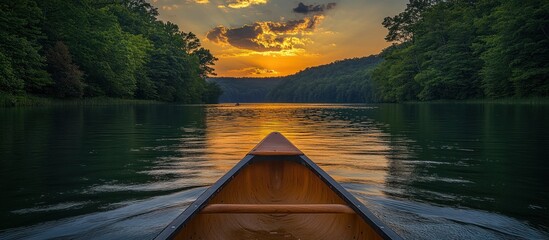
(0, 103, 548, 239)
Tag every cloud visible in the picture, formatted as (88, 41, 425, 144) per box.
(218, 49, 310, 58)
(226, 0, 267, 9)
(161, 4, 180, 10)
(230, 67, 279, 75)
(293, 2, 336, 14)
(206, 15, 324, 52)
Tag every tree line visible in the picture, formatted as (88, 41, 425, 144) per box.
(0, 0, 221, 103)
(208, 77, 284, 103)
(373, 0, 548, 102)
(264, 0, 548, 103)
(267, 56, 381, 103)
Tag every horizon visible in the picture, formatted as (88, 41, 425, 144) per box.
(207, 54, 379, 79)
(151, 0, 407, 77)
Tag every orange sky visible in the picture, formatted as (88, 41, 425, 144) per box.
(151, 0, 408, 77)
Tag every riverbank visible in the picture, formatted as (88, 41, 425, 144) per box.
(0, 93, 162, 107)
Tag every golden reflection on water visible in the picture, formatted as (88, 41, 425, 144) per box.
(204, 104, 391, 196)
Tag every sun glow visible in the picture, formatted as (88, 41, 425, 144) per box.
(153, 0, 406, 77)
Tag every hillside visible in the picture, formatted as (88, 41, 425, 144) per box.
(267, 56, 382, 103)
(207, 77, 284, 103)
(210, 56, 382, 103)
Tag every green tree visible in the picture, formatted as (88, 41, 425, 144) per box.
(193, 48, 218, 79)
(0, 52, 21, 93)
(45, 42, 84, 98)
(181, 32, 218, 79)
(147, 22, 199, 102)
(203, 82, 223, 103)
(0, 0, 51, 94)
(382, 0, 440, 43)
(106, 0, 159, 99)
(372, 45, 420, 102)
(412, 1, 483, 100)
(480, 0, 549, 97)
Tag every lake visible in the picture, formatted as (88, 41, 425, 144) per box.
(0, 103, 547, 239)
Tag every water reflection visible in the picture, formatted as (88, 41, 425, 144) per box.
(204, 104, 391, 193)
(0, 103, 547, 239)
(0, 105, 211, 230)
(371, 103, 549, 233)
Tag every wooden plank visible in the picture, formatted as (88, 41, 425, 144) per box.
(201, 204, 355, 214)
(248, 132, 303, 156)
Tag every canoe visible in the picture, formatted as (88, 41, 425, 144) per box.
(155, 132, 402, 240)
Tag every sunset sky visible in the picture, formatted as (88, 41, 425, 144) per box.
(151, 0, 408, 77)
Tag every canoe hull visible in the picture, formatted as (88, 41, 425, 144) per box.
(176, 157, 381, 239)
(155, 133, 401, 240)
(156, 155, 401, 240)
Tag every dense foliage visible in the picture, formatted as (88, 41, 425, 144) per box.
(0, 0, 221, 103)
(208, 77, 284, 103)
(267, 56, 381, 103)
(373, 0, 549, 101)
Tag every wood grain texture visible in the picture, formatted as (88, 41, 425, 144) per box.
(201, 204, 355, 214)
(175, 160, 383, 240)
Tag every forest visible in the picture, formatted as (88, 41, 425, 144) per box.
(0, 0, 221, 104)
(372, 0, 548, 102)
(267, 56, 381, 103)
(258, 0, 548, 103)
(208, 77, 284, 103)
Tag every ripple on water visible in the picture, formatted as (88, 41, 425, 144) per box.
(370, 197, 547, 240)
(11, 202, 93, 215)
(0, 188, 206, 240)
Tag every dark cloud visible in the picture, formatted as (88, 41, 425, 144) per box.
(206, 16, 324, 52)
(293, 2, 336, 14)
(247, 67, 278, 75)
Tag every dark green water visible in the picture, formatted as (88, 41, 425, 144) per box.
(0, 103, 547, 239)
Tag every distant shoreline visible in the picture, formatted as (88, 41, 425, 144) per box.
(3, 93, 547, 108)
